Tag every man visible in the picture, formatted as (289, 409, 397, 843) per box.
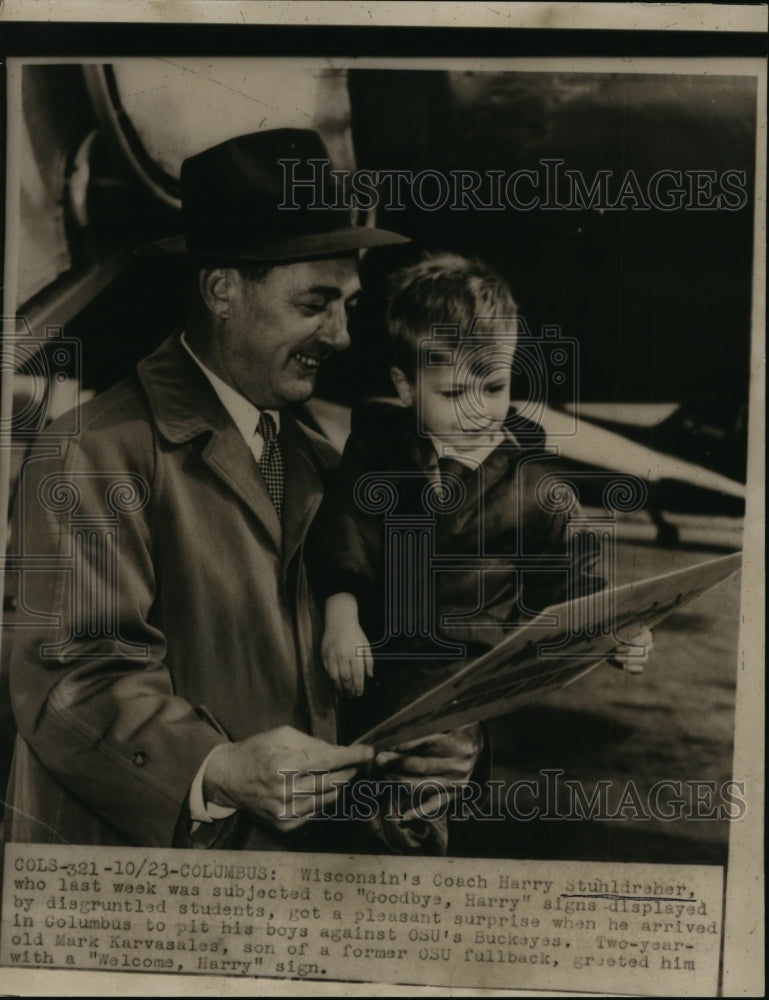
(5, 130, 481, 850)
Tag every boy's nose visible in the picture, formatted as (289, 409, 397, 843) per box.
(476, 396, 496, 418)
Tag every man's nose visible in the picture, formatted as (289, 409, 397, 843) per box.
(318, 303, 351, 351)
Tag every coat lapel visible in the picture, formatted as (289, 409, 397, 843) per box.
(137, 332, 282, 552)
(279, 412, 327, 569)
(200, 423, 282, 552)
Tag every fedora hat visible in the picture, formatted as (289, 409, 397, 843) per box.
(137, 128, 409, 263)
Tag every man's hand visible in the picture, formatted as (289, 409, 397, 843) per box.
(607, 626, 654, 675)
(202, 726, 373, 833)
(374, 725, 484, 820)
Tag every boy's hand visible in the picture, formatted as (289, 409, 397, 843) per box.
(322, 620, 374, 697)
(607, 626, 654, 675)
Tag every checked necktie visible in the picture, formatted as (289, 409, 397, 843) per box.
(257, 411, 284, 519)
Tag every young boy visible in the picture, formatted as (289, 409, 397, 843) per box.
(311, 252, 649, 854)
(314, 253, 613, 708)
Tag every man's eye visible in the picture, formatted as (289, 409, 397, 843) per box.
(297, 300, 326, 315)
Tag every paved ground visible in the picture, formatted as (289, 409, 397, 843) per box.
(452, 527, 744, 865)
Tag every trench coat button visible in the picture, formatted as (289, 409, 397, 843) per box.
(131, 750, 148, 766)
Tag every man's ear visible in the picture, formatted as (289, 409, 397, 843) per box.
(390, 366, 415, 407)
(199, 268, 231, 319)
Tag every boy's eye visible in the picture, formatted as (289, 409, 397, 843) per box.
(484, 383, 507, 395)
(441, 389, 465, 399)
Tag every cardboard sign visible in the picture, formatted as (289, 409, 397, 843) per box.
(356, 551, 743, 748)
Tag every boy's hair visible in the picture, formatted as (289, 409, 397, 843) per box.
(386, 253, 518, 379)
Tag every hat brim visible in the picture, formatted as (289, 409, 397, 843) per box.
(135, 226, 410, 262)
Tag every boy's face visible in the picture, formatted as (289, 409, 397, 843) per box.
(394, 344, 516, 443)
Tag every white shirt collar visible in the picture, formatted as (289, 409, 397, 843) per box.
(181, 331, 280, 444)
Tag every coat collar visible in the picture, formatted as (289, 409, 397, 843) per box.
(137, 330, 224, 444)
(137, 332, 331, 560)
(179, 330, 281, 447)
(365, 399, 539, 471)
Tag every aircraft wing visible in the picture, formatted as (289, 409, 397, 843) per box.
(534, 404, 745, 499)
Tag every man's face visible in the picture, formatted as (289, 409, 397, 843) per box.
(217, 255, 360, 409)
(414, 344, 515, 443)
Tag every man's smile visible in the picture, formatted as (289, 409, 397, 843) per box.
(291, 350, 327, 372)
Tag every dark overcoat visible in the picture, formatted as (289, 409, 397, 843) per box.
(311, 401, 605, 738)
(314, 400, 605, 650)
(5, 333, 340, 848)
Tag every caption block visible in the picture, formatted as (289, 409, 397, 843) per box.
(1, 845, 723, 995)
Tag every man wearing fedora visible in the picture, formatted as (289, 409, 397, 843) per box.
(5, 129, 482, 851)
